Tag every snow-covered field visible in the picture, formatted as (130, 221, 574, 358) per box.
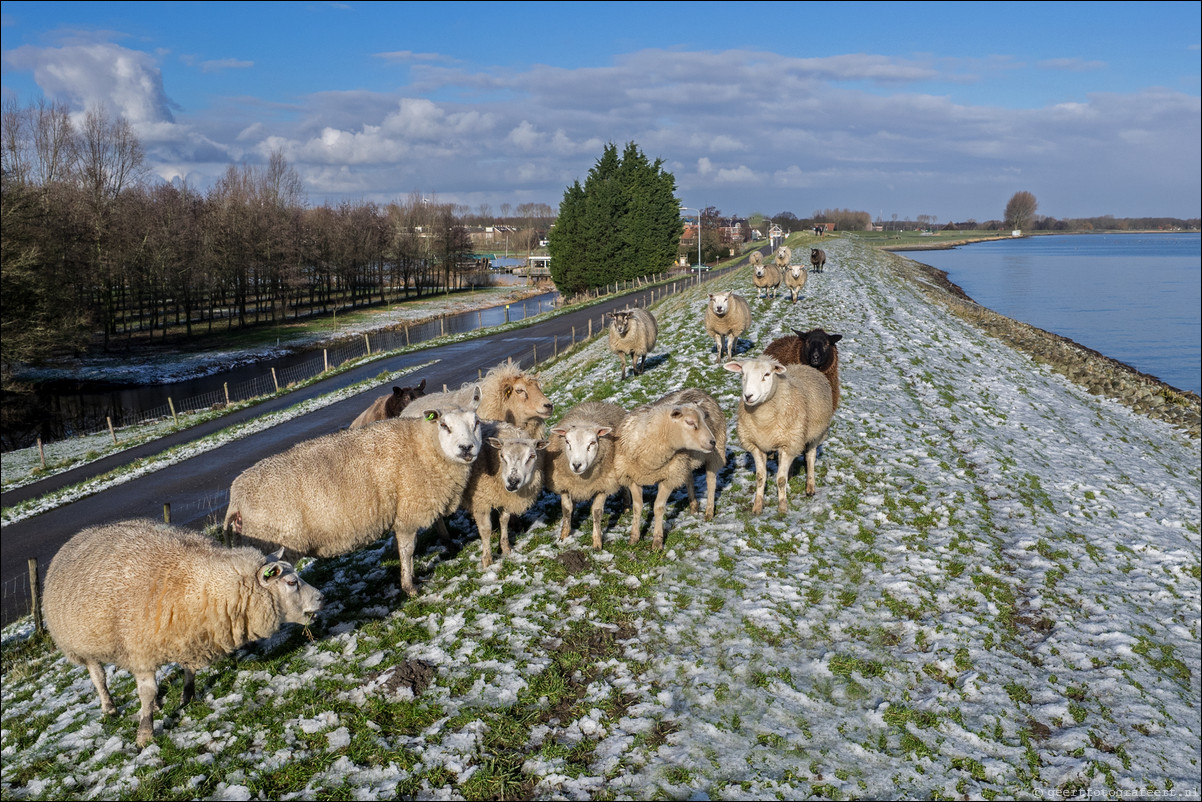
(2, 237, 1199, 800)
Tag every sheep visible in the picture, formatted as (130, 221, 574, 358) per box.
(784, 264, 809, 303)
(810, 248, 827, 273)
(724, 357, 834, 514)
(774, 246, 793, 268)
(462, 421, 547, 567)
(749, 250, 764, 267)
(349, 379, 427, 429)
(402, 381, 481, 418)
(42, 519, 323, 748)
(705, 291, 751, 362)
(761, 327, 843, 411)
(224, 407, 481, 596)
(614, 389, 727, 550)
(608, 307, 659, 379)
(545, 401, 627, 549)
(475, 358, 555, 437)
(752, 262, 782, 299)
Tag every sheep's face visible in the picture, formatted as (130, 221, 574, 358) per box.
(491, 436, 548, 492)
(431, 409, 482, 464)
(709, 292, 731, 316)
(503, 376, 554, 423)
(754, 265, 766, 279)
(669, 405, 717, 453)
(258, 555, 324, 625)
(554, 423, 614, 475)
(385, 379, 427, 418)
(610, 311, 634, 337)
(724, 358, 785, 408)
(789, 265, 805, 279)
(796, 328, 843, 370)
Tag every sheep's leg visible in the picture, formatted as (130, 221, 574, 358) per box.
(396, 529, 418, 596)
(134, 671, 159, 748)
(713, 333, 723, 361)
(651, 482, 672, 550)
(180, 668, 196, 707)
(589, 493, 606, 550)
(434, 516, 453, 544)
(628, 483, 644, 544)
(559, 494, 575, 541)
(476, 511, 494, 568)
(751, 447, 768, 515)
(704, 458, 719, 521)
(619, 353, 628, 380)
(775, 449, 794, 513)
(686, 472, 698, 515)
(804, 445, 818, 496)
(499, 510, 512, 557)
(86, 660, 117, 716)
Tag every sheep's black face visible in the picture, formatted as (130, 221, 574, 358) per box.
(799, 329, 842, 369)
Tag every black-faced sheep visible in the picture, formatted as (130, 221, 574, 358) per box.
(753, 262, 782, 299)
(402, 381, 481, 418)
(784, 264, 808, 303)
(224, 408, 481, 596)
(724, 357, 834, 514)
(608, 308, 659, 379)
(545, 401, 627, 549)
(810, 248, 827, 273)
(43, 519, 323, 748)
(349, 380, 427, 429)
(705, 291, 751, 361)
(462, 420, 547, 567)
(761, 327, 843, 411)
(614, 389, 727, 550)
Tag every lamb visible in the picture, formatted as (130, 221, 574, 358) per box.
(810, 248, 827, 273)
(224, 407, 481, 596)
(349, 379, 427, 429)
(752, 262, 782, 299)
(775, 246, 793, 268)
(614, 389, 727, 550)
(42, 519, 323, 748)
(545, 401, 627, 549)
(462, 421, 547, 567)
(724, 357, 834, 514)
(784, 264, 809, 303)
(705, 291, 751, 361)
(761, 327, 843, 411)
(608, 307, 659, 379)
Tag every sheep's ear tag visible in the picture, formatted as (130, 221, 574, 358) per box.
(424, 411, 437, 422)
(262, 565, 280, 581)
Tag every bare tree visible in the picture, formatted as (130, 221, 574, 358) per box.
(1005, 191, 1038, 231)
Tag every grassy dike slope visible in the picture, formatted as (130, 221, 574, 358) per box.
(2, 237, 1199, 800)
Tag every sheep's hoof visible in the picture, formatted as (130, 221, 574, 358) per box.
(751, 499, 764, 515)
(136, 722, 154, 748)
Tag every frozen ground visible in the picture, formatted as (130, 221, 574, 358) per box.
(2, 238, 1199, 800)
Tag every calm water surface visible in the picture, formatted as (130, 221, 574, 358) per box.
(910, 233, 1201, 395)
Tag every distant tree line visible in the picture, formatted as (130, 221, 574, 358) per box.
(547, 143, 682, 295)
(1, 99, 488, 377)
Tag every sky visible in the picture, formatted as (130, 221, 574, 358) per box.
(2, 1, 1200, 223)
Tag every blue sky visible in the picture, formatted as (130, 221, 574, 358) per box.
(3, 1, 1199, 222)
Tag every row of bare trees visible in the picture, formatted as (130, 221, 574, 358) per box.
(2, 99, 481, 377)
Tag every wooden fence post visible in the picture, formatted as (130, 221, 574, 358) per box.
(323, 349, 329, 372)
(168, 398, 178, 425)
(107, 417, 117, 444)
(163, 503, 171, 524)
(224, 382, 231, 406)
(37, 437, 46, 470)
(271, 368, 280, 393)
(364, 334, 371, 355)
(28, 559, 43, 634)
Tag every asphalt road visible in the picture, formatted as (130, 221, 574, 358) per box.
(1, 264, 746, 626)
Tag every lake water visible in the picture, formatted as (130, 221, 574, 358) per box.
(908, 233, 1201, 396)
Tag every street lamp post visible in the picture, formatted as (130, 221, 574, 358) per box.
(681, 206, 702, 273)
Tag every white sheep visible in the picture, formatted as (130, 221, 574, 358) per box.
(462, 420, 548, 567)
(614, 388, 727, 550)
(42, 519, 323, 748)
(724, 356, 834, 514)
(476, 358, 555, 437)
(608, 307, 659, 379)
(349, 380, 427, 429)
(784, 264, 809, 303)
(775, 245, 793, 268)
(749, 250, 764, 266)
(545, 401, 627, 549)
(224, 407, 481, 596)
(752, 262, 782, 299)
(402, 381, 481, 418)
(705, 291, 751, 361)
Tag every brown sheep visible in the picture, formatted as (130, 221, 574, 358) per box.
(349, 379, 427, 429)
(224, 408, 482, 596)
(810, 248, 827, 273)
(43, 520, 323, 748)
(761, 327, 842, 411)
(614, 389, 727, 550)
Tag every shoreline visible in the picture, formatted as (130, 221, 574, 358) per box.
(881, 247, 1201, 437)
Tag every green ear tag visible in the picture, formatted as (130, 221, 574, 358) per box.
(425, 411, 437, 421)
(263, 565, 279, 580)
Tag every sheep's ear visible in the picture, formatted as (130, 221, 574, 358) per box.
(596, 426, 614, 438)
(792, 328, 806, 339)
(424, 410, 441, 422)
(723, 361, 744, 373)
(259, 563, 282, 586)
(535, 439, 549, 451)
(550, 426, 568, 437)
(417, 378, 427, 391)
(773, 363, 787, 375)
(487, 436, 503, 449)
(829, 333, 843, 344)
(270, 547, 286, 562)
(670, 406, 684, 419)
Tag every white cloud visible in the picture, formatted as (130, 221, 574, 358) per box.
(200, 58, 254, 73)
